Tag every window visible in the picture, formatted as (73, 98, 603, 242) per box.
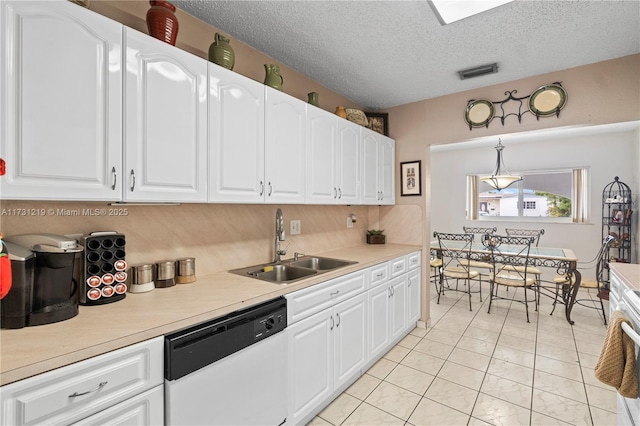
(467, 168, 589, 222)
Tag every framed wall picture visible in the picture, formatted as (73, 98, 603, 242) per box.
(365, 112, 389, 136)
(400, 160, 421, 196)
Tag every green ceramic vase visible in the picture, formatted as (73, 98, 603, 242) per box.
(307, 92, 319, 107)
(264, 64, 283, 91)
(208, 33, 235, 70)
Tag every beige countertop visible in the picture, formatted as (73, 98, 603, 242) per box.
(0, 243, 421, 386)
(610, 262, 640, 291)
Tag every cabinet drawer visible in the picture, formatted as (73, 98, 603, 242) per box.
(408, 252, 421, 270)
(71, 384, 163, 426)
(367, 263, 389, 288)
(1, 337, 163, 426)
(390, 256, 408, 278)
(287, 270, 365, 324)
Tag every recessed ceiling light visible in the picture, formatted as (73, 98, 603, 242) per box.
(429, 0, 515, 25)
(458, 63, 499, 80)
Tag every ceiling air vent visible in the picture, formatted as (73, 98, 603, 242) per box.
(457, 63, 498, 80)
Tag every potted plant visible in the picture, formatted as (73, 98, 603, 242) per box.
(366, 229, 386, 245)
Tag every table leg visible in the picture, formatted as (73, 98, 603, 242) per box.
(563, 269, 581, 325)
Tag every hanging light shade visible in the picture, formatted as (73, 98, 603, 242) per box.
(479, 139, 522, 191)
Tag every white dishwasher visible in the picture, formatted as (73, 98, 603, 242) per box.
(164, 297, 288, 426)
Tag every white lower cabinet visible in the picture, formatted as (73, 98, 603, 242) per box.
(288, 293, 367, 425)
(369, 274, 408, 361)
(287, 251, 422, 425)
(0, 337, 163, 426)
(71, 385, 163, 426)
(288, 306, 334, 425)
(407, 269, 421, 325)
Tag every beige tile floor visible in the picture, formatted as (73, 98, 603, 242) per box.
(308, 280, 617, 426)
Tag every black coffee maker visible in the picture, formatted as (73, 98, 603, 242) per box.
(2, 233, 83, 328)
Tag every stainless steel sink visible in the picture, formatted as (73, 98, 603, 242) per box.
(229, 255, 357, 284)
(248, 264, 317, 282)
(288, 256, 356, 271)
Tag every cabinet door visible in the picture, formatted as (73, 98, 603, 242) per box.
(209, 63, 265, 202)
(124, 28, 207, 202)
(264, 87, 306, 204)
(379, 137, 395, 204)
(407, 269, 421, 326)
(335, 120, 361, 204)
(361, 130, 395, 205)
(306, 107, 337, 204)
(288, 308, 334, 425)
(389, 275, 408, 341)
(334, 293, 367, 390)
(368, 282, 391, 360)
(1, 1, 122, 201)
(71, 385, 163, 426)
(361, 131, 380, 204)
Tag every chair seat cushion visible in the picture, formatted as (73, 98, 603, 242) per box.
(430, 259, 443, 268)
(491, 272, 536, 287)
(461, 260, 493, 269)
(553, 275, 599, 288)
(500, 265, 542, 275)
(443, 266, 479, 279)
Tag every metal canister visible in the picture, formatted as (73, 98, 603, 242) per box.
(155, 260, 176, 288)
(176, 257, 196, 284)
(129, 264, 154, 293)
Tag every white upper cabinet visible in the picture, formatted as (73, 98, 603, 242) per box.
(208, 63, 265, 203)
(0, 1, 122, 200)
(306, 107, 362, 204)
(362, 129, 395, 205)
(335, 120, 361, 204)
(264, 87, 306, 204)
(124, 28, 207, 202)
(305, 106, 337, 204)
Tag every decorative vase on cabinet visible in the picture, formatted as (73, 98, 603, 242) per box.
(146, 0, 179, 46)
(335, 106, 347, 119)
(307, 92, 319, 107)
(208, 33, 235, 70)
(264, 64, 283, 91)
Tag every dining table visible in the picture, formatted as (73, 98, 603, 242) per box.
(430, 239, 581, 324)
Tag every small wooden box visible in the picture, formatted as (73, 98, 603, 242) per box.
(366, 234, 386, 244)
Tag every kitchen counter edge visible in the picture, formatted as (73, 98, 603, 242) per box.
(0, 243, 422, 386)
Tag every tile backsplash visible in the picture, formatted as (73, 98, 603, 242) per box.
(1, 201, 420, 276)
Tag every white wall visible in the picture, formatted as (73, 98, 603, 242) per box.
(430, 121, 639, 279)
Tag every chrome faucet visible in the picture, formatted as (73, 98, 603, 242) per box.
(274, 208, 286, 263)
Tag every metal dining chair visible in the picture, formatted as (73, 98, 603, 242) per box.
(551, 235, 615, 325)
(433, 232, 481, 311)
(505, 228, 545, 246)
(503, 228, 545, 305)
(462, 226, 497, 294)
(482, 234, 537, 322)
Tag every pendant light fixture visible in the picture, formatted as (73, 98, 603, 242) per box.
(479, 139, 522, 191)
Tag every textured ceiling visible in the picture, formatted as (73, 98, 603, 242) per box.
(173, 0, 640, 110)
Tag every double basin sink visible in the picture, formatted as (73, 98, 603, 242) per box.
(230, 256, 357, 284)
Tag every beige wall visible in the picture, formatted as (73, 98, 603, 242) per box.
(386, 54, 639, 323)
(90, 0, 364, 113)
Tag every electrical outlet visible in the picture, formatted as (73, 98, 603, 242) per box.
(347, 216, 354, 228)
(290, 220, 301, 235)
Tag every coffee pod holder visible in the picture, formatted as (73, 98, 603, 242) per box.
(81, 231, 127, 305)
